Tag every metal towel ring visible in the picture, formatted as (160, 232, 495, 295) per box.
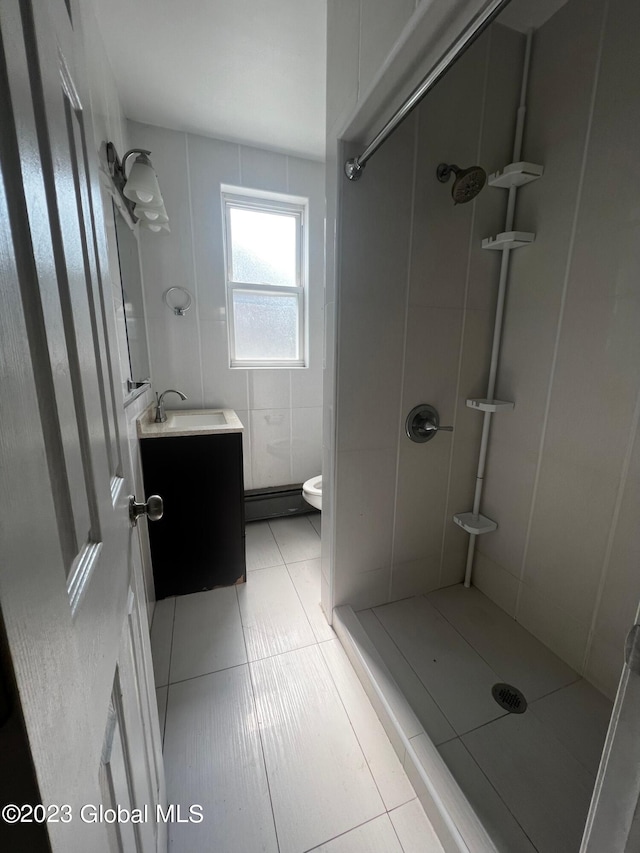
(164, 287, 193, 316)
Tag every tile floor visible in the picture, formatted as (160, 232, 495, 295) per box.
(357, 585, 615, 853)
(151, 514, 443, 853)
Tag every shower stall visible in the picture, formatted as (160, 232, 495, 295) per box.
(323, 0, 640, 850)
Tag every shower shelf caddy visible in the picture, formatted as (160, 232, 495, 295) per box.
(466, 398, 514, 413)
(482, 230, 535, 250)
(453, 512, 497, 536)
(454, 162, 543, 543)
(487, 161, 543, 187)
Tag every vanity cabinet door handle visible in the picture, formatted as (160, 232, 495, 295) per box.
(129, 494, 164, 527)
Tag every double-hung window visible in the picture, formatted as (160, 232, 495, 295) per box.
(222, 186, 307, 368)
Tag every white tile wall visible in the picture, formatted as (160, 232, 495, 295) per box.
(128, 121, 325, 491)
(249, 408, 292, 487)
(328, 0, 640, 698)
(331, 24, 525, 612)
(473, 0, 640, 695)
(291, 406, 323, 483)
(334, 448, 397, 581)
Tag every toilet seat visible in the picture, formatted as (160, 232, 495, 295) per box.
(302, 475, 322, 511)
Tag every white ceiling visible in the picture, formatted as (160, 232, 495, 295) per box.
(93, 0, 327, 161)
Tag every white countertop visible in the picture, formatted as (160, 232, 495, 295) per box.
(137, 405, 244, 439)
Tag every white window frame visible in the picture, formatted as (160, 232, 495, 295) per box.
(221, 185, 308, 368)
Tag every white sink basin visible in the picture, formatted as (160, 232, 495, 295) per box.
(138, 407, 244, 438)
(169, 412, 226, 428)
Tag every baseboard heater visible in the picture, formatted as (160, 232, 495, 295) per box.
(244, 484, 311, 522)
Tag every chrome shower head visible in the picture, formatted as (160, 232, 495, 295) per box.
(436, 163, 487, 204)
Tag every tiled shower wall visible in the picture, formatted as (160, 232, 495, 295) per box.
(128, 121, 325, 492)
(321, 0, 490, 620)
(329, 0, 640, 700)
(331, 23, 525, 610)
(475, 0, 640, 698)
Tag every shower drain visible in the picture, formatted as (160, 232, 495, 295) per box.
(492, 683, 527, 714)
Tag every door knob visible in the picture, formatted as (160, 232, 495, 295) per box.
(129, 494, 163, 527)
(406, 404, 454, 443)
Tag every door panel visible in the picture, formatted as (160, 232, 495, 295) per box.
(0, 1, 164, 850)
(100, 693, 139, 853)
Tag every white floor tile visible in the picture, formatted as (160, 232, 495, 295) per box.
(530, 679, 613, 776)
(238, 564, 317, 661)
(309, 814, 403, 852)
(462, 712, 596, 853)
(245, 520, 284, 571)
(320, 639, 415, 811)
(309, 512, 322, 536)
(373, 597, 503, 734)
(156, 686, 168, 747)
(358, 609, 456, 746)
(250, 645, 385, 853)
(269, 514, 321, 563)
(150, 597, 175, 688)
(170, 587, 246, 683)
(388, 799, 445, 853)
(164, 666, 278, 853)
(438, 740, 536, 853)
(287, 558, 336, 642)
(427, 585, 578, 700)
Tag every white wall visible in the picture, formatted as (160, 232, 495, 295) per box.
(326, 0, 640, 700)
(321, 0, 503, 619)
(322, 0, 429, 616)
(330, 23, 523, 610)
(127, 122, 325, 492)
(474, 0, 640, 698)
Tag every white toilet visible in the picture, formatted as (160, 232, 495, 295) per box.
(302, 475, 322, 511)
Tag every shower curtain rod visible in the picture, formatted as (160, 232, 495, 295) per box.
(344, 0, 514, 181)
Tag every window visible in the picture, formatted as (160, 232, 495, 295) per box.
(222, 186, 307, 368)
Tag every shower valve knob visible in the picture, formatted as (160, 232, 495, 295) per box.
(406, 404, 453, 443)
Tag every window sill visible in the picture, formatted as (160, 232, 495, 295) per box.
(230, 360, 307, 370)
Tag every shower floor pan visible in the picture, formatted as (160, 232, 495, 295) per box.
(334, 584, 613, 853)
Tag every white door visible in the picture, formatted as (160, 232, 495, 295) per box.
(581, 610, 640, 852)
(0, 0, 164, 851)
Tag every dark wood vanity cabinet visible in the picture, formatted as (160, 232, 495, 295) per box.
(140, 432, 246, 598)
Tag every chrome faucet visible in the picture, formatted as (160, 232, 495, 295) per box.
(154, 389, 187, 422)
